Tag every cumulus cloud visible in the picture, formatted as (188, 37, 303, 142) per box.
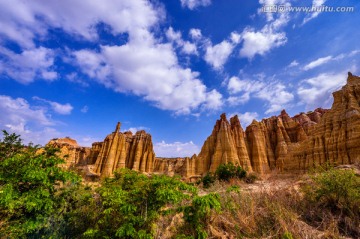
(0, 46, 57, 84)
(303, 55, 333, 70)
(227, 76, 264, 95)
(154, 140, 200, 157)
(297, 71, 347, 110)
(0, 0, 161, 47)
(239, 27, 287, 59)
(203, 31, 241, 70)
(189, 28, 202, 40)
(0, 95, 62, 145)
(33, 96, 73, 115)
(239, 0, 290, 59)
(256, 82, 294, 114)
(180, 0, 211, 10)
(166, 27, 198, 55)
(204, 40, 235, 70)
(230, 112, 259, 127)
(0, 0, 222, 115)
(227, 76, 293, 114)
(72, 28, 223, 115)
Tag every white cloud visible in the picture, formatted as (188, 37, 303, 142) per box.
(154, 140, 200, 157)
(227, 76, 293, 114)
(230, 32, 241, 44)
(303, 0, 327, 24)
(230, 112, 259, 127)
(81, 105, 89, 113)
(0, 46, 57, 84)
(189, 28, 202, 40)
(240, 0, 289, 59)
(166, 27, 198, 55)
(288, 60, 299, 67)
(0, 0, 161, 47)
(239, 27, 287, 59)
(0, 95, 61, 145)
(180, 0, 211, 10)
(256, 83, 294, 114)
(204, 40, 235, 70)
(72, 40, 221, 115)
(303, 55, 333, 71)
(33, 96, 73, 115)
(123, 126, 150, 134)
(0, 0, 222, 115)
(227, 76, 264, 95)
(203, 89, 223, 110)
(297, 71, 348, 110)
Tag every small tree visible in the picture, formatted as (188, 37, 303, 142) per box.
(201, 172, 216, 188)
(0, 130, 23, 160)
(215, 163, 247, 182)
(0, 131, 80, 238)
(84, 168, 197, 238)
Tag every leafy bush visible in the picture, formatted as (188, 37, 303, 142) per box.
(84, 168, 197, 238)
(0, 130, 23, 160)
(181, 193, 221, 239)
(302, 167, 360, 237)
(215, 163, 247, 182)
(0, 131, 81, 238)
(201, 172, 215, 188)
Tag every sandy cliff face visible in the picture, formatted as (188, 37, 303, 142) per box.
(193, 113, 252, 176)
(286, 72, 360, 170)
(93, 123, 155, 178)
(46, 137, 91, 168)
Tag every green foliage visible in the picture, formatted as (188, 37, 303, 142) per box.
(182, 193, 221, 239)
(0, 130, 23, 160)
(304, 167, 360, 213)
(226, 185, 240, 193)
(282, 232, 294, 239)
(201, 172, 215, 188)
(0, 131, 81, 238)
(215, 163, 247, 182)
(84, 168, 197, 238)
(302, 166, 360, 237)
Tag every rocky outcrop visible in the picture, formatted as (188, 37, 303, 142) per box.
(194, 113, 252, 175)
(286, 72, 360, 170)
(45, 73, 360, 179)
(93, 123, 155, 178)
(191, 73, 360, 177)
(46, 137, 91, 168)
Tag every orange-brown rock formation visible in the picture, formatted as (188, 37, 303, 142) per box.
(46, 137, 91, 168)
(287, 72, 360, 170)
(45, 73, 360, 179)
(191, 72, 360, 177)
(93, 122, 155, 178)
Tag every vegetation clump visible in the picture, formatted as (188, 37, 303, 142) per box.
(1, 131, 359, 238)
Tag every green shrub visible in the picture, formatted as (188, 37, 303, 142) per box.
(84, 168, 197, 238)
(215, 163, 247, 182)
(0, 131, 81, 238)
(201, 172, 215, 188)
(182, 193, 221, 239)
(304, 167, 360, 212)
(302, 167, 360, 237)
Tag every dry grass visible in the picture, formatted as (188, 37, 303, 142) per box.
(155, 171, 358, 239)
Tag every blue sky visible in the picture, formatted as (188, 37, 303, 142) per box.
(0, 0, 359, 157)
